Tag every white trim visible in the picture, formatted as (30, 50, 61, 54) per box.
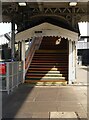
(16, 22, 78, 42)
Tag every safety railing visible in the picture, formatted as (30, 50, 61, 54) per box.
(0, 61, 23, 94)
(25, 37, 42, 73)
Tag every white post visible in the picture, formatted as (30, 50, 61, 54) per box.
(68, 40, 73, 84)
(72, 41, 76, 82)
(75, 41, 77, 80)
(21, 40, 25, 83)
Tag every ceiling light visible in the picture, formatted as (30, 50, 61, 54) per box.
(18, 2, 26, 6)
(56, 38, 61, 45)
(69, 2, 77, 6)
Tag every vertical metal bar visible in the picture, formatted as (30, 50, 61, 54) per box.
(11, 62, 13, 92)
(6, 63, 10, 94)
(18, 41, 21, 61)
(17, 62, 18, 87)
(11, 21, 15, 60)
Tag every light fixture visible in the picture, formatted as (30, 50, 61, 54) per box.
(69, 2, 77, 6)
(18, 2, 26, 6)
(56, 37, 61, 45)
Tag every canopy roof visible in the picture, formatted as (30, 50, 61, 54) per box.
(16, 22, 78, 42)
(1, 1, 88, 33)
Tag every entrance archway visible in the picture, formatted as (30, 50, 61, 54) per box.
(16, 22, 78, 84)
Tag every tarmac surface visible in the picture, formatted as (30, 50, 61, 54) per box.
(2, 65, 88, 119)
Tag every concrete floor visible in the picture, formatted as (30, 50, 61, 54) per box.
(2, 65, 88, 119)
(76, 65, 88, 85)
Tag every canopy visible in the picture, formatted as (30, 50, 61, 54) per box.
(15, 22, 78, 42)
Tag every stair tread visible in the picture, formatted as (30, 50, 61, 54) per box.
(25, 80, 67, 82)
(28, 68, 68, 70)
(32, 61, 68, 62)
(35, 50, 68, 53)
(26, 73, 64, 76)
(27, 71, 67, 73)
(30, 65, 68, 67)
(31, 62, 68, 65)
(32, 59, 67, 60)
(26, 77, 66, 80)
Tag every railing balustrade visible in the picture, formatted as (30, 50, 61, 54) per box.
(0, 61, 23, 94)
(25, 37, 42, 73)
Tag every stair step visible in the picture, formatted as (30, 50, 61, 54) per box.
(27, 71, 62, 73)
(26, 73, 65, 77)
(35, 50, 68, 53)
(30, 65, 68, 67)
(25, 80, 67, 83)
(34, 54, 68, 55)
(27, 70, 68, 76)
(34, 54, 68, 56)
(26, 76, 66, 80)
(26, 73, 63, 76)
(33, 55, 68, 57)
(32, 58, 68, 60)
(28, 67, 68, 70)
(31, 62, 68, 65)
(32, 59, 68, 63)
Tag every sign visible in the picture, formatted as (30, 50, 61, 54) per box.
(0, 63, 6, 75)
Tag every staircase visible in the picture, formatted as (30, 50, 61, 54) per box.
(25, 36, 68, 84)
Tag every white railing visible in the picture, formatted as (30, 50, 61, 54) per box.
(25, 37, 42, 73)
(0, 61, 23, 94)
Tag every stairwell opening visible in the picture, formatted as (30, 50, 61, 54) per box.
(25, 36, 69, 84)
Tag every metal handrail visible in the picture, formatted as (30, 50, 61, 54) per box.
(25, 37, 42, 73)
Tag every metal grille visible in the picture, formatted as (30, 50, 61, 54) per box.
(0, 61, 23, 94)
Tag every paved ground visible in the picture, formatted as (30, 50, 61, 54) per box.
(76, 65, 89, 85)
(2, 65, 88, 119)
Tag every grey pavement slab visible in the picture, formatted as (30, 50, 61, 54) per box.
(50, 112, 78, 118)
(35, 89, 58, 101)
(2, 85, 87, 119)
